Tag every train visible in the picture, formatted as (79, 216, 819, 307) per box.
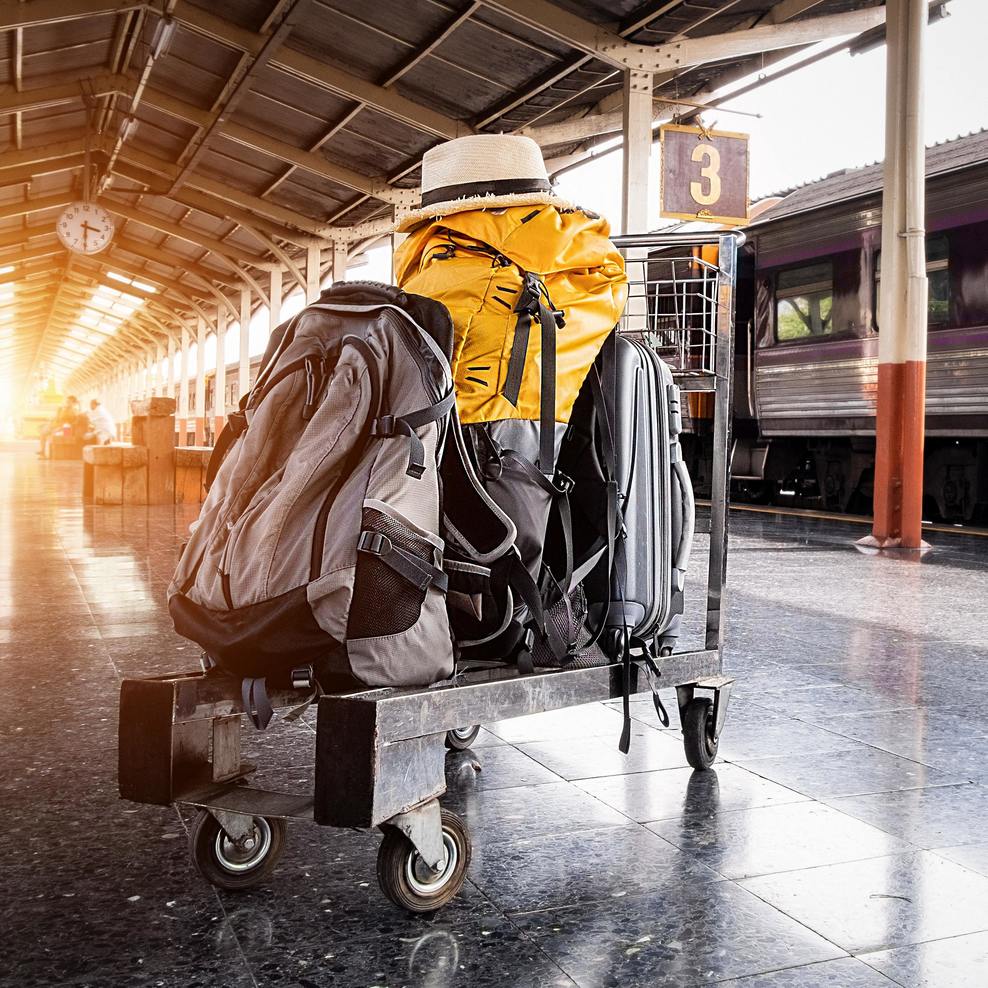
(707, 130, 988, 523)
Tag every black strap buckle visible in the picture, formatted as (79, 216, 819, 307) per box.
(372, 415, 396, 437)
(357, 531, 393, 556)
(554, 471, 574, 494)
(290, 665, 314, 690)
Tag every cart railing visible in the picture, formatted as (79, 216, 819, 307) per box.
(612, 230, 743, 389)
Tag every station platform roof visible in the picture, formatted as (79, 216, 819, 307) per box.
(0, 0, 893, 391)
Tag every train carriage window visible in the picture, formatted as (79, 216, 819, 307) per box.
(875, 235, 949, 327)
(775, 262, 833, 341)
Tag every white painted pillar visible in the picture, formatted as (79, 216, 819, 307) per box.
(269, 267, 283, 339)
(195, 314, 207, 445)
(165, 335, 175, 399)
(622, 69, 654, 335)
(213, 305, 226, 443)
(155, 343, 165, 397)
(621, 69, 653, 234)
(330, 241, 348, 284)
(306, 243, 321, 303)
(178, 324, 190, 445)
(239, 287, 252, 398)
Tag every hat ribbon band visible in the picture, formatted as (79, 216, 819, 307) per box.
(420, 177, 551, 208)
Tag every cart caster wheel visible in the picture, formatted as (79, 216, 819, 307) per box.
(377, 809, 471, 913)
(604, 628, 627, 660)
(445, 725, 481, 750)
(189, 810, 285, 891)
(683, 697, 719, 771)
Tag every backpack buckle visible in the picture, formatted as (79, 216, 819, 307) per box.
(554, 471, 574, 494)
(290, 665, 314, 689)
(357, 530, 393, 556)
(372, 415, 396, 437)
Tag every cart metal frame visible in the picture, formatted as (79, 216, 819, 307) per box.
(118, 230, 742, 907)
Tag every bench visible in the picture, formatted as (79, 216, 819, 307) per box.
(50, 435, 84, 460)
(175, 446, 212, 504)
(82, 444, 149, 505)
(131, 397, 177, 505)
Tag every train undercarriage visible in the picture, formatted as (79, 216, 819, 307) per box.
(684, 431, 988, 525)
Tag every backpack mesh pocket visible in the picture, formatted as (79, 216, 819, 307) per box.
(348, 507, 441, 640)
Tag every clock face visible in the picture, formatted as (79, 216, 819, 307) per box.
(56, 202, 115, 255)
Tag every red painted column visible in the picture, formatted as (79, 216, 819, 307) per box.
(863, 0, 928, 551)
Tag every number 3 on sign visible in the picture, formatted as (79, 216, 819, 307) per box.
(690, 143, 721, 207)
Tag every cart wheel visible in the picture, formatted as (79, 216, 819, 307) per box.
(377, 808, 471, 913)
(189, 810, 286, 891)
(445, 725, 481, 750)
(683, 697, 719, 771)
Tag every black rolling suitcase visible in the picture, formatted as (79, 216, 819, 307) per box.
(605, 336, 695, 653)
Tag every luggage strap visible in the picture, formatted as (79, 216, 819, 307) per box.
(371, 389, 455, 479)
(503, 272, 563, 477)
(204, 409, 247, 492)
(357, 531, 448, 593)
(242, 676, 274, 731)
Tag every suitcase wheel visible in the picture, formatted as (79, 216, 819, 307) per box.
(189, 809, 286, 891)
(377, 808, 471, 913)
(445, 725, 481, 750)
(682, 697, 719, 771)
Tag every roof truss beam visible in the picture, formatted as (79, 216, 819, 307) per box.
(0, 0, 141, 31)
(170, 0, 471, 140)
(478, 0, 886, 71)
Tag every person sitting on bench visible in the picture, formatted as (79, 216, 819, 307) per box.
(38, 395, 82, 458)
(83, 398, 116, 445)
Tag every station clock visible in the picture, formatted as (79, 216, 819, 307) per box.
(56, 202, 115, 255)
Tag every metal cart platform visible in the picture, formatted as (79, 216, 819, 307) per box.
(118, 230, 742, 913)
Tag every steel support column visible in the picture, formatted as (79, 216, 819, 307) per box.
(330, 241, 347, 284)
(269, 267, 282, 340)
(621, 70, 653, 234)
(239, 287, 251, 398)
(306, 243, 321, 303)
(165, 335, 175, 400)
(622, 69, 653, 337)
(178, 324, 190, 445)
(194, 315, 207, 446)
(863, 0, 928, 551)
(213, 305, 226, 443)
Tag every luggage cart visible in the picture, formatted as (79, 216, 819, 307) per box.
(118, 230, 742, 913)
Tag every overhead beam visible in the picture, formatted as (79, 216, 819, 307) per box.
(0, 73, 125, 115)
(764, 0, 827, 24)
(0, 154, 87, 187)
(604, 6, 888, 71)
(480, 0, 886, 72)
(171, 0, 471, 140)
(101, 198, 271, 270)
(0, 1, 141, 31)
(476, 0, 623, 65)
(109, 158, 316, 248)
(118, 146, 329, 237)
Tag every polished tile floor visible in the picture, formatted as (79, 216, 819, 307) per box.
(3, 441, 988, 987)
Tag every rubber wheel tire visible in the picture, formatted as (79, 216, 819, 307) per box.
(377, 809, 471, 913)
(189, 810, 286, 891)
(683, 697, 719, 771)
(445, 725, 481, 750)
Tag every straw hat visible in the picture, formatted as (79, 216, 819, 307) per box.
(395, 134, 572, 232)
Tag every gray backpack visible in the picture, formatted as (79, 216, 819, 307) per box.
(169, 283, 470, 726)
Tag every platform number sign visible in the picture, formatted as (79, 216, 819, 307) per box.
(660, 124, 749, 226)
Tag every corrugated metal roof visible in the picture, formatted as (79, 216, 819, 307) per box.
(0, 0, 886, 390)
